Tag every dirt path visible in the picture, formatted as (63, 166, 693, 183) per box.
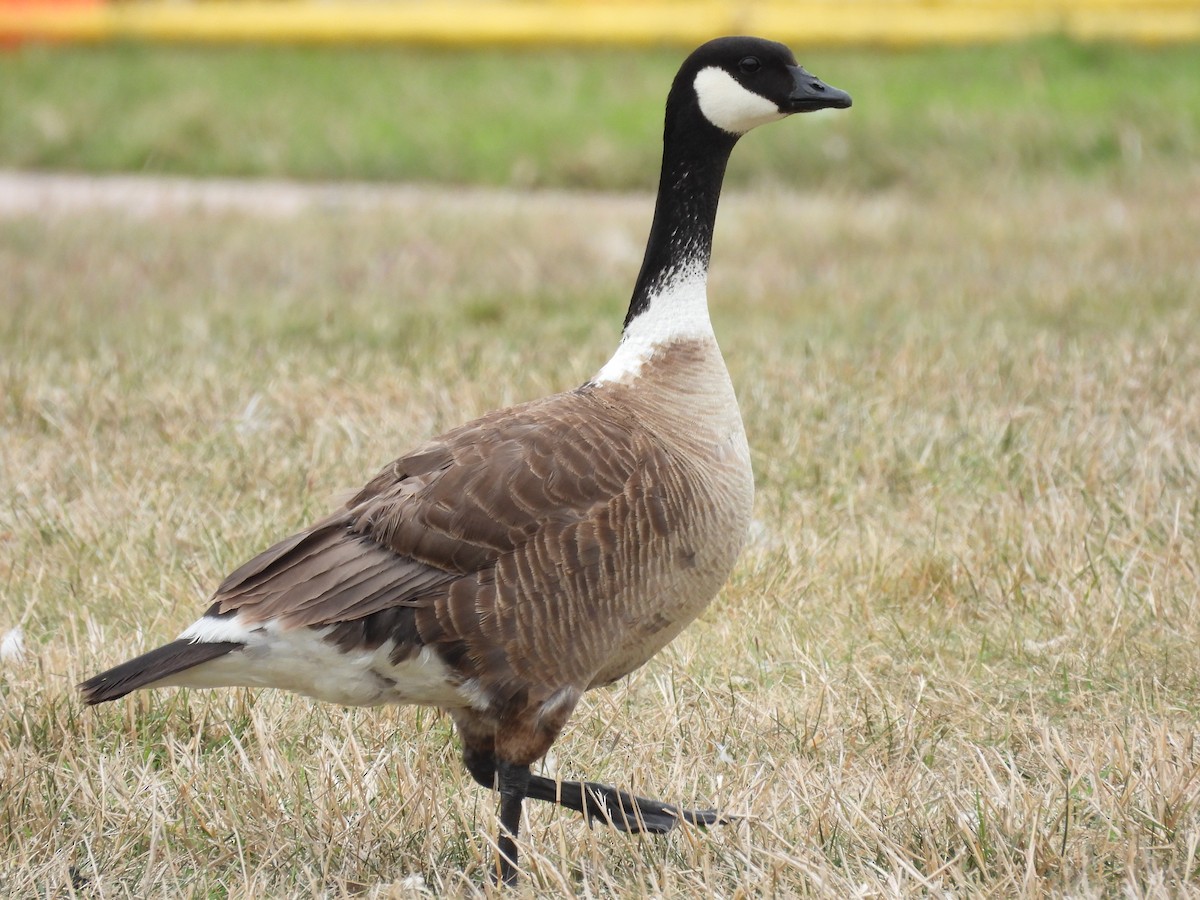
(0, 169, 646, 219)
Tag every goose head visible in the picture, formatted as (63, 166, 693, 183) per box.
(678, 36, 852, 136)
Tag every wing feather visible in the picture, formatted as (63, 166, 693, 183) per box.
(207, 392, 659, 669)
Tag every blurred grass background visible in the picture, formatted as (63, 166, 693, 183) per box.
(2, 39, 1198, 190)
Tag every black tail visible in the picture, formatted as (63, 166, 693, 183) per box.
(79, 639, 242, 705)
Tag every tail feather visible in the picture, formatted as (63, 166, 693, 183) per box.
(79, 639, 243, 705)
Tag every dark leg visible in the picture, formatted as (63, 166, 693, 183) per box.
(452, 700, 723, 884)
(464, 743, 725, 835)
(526, 774, 729, 833)
(464, 744, 725, 834)
(495, 761, 531, 886)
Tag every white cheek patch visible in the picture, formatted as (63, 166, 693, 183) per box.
(694, 66, 786, 135)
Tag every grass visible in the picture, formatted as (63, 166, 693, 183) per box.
(1, 40, 1198, 191)
(4, 169, 1200, 895)
(3, 39, 1200, 897)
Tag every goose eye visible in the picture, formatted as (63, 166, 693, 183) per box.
(738, 56, 761, 74)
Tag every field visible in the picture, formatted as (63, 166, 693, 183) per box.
(3, 41, 1199, 192)
(3, 41, 1200, 897)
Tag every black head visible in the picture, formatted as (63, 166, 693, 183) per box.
(671, 36, 852, 136)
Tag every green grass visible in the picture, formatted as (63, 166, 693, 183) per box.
(2, 40, 1198, 190)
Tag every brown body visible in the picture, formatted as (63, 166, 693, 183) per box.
(172, 337, 752, 766)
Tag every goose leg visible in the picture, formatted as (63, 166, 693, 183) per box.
(463, 748, 725, 835)
(462, 748, 531, 884)
(495, 761, 531, 886)
(526, 774, 728, 834)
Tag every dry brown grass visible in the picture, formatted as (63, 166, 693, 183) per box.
(3, 168, 1200, 897)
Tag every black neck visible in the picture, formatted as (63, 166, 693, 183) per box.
(623, 106, 739, 332)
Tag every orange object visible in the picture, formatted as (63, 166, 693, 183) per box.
(1, 0, 102, 48)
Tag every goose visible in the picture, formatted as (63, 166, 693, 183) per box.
(80, 35, 851, 884)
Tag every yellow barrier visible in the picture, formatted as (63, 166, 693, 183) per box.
(2, 0, 1199, 46)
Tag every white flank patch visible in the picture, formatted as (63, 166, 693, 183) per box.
(171, 615, 470, 709)
(694, 66, 785, 135)
(178, 614, 257, 644)
(1, 627, 25, 664)
(593, 262, 714, 384)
